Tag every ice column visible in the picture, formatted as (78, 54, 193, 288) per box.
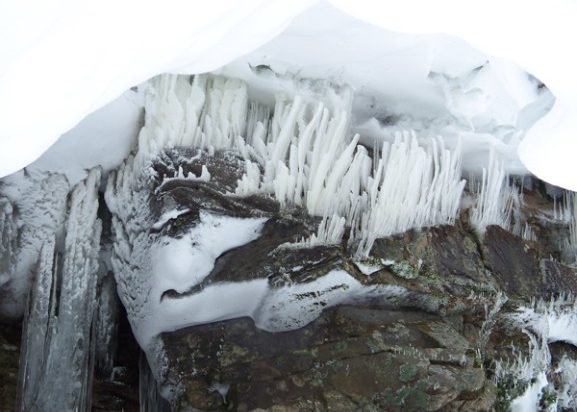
(17, 168, 102, 411)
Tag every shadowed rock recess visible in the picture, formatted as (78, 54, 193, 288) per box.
(2, 75, 577, 411)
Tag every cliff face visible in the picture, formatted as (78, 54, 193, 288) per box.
(131, 147, 576, 411)
(2, 73, 577, 412)
(1, 151, 576, 412)
(156, 199, 577, 411)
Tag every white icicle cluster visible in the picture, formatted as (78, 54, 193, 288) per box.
(134, 75, 250, 173)
(128, 73, 564, 257)
(470, 150, 520, 234)
(355, 134, 466, 256)
(134, 74, 468, 255)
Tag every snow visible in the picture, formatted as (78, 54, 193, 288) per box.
(0, 0, 315, 177)
(328, 0, 577, 190)
(1, 0, 575, 187)
(513, 298, 577, 348)
(151, 209, 191, 232)
(496, 297, 577, 411)
(510, 371, 548, 412)
(27, 87, 145, 185)
(150, 212, 266, 294)
(354, 260, 384, 276)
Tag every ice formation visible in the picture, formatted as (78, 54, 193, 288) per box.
(102, 71, 568, 372)
(469, 151, 520, 234)
(0, 170, 69, 317)
(104, 73, 449, 356)
(17, 169, 102, 411)
(132, 73, 467, 259)
(493, 297, 577, 411)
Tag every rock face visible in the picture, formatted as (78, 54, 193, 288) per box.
(162, 308, 492, 411)
(155, 218, 575, 411)
(124, 150, 576, 411)
(3, 73, 577, 411)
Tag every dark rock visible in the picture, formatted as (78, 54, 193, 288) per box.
(482, 225, 542, 298)
(160, 305, 491, 411)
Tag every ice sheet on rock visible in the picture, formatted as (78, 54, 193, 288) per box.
(254, 269, 365, 331)
(151, 208, 191, 231)
(94, 272, 119, 378)
(510, 371, 548, 412)
(511, 298, 577, 347)
(354, 260, 384, 276)
(494, 296, 577, 411)
(16, 236, 56, 410)
(106, 154, 269, 347)
(554, 356, 577, 410)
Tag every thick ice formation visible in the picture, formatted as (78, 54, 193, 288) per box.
(17, 169, 102, 411)
(0, 170, 69, 317)
(105, 73, 432, 353)
(102, 72, 552, 363)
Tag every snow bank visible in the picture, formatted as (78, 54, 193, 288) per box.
(2, 0, 575, 187)
(0, 0, 315, 177)
(329, 0, 577, 189)
(222, 2, 549, 176)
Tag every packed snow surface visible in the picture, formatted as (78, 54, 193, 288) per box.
(1, 1, 576, 189)
(151, 212, 266, 294)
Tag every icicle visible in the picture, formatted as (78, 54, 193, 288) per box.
(355, 135, 465, 257)
(235, 160, 262, 196)
(18, 168, 103, 412)
(94, 272, 119, 379)
(16, 236, 57, 411)
(0, 197, 17, 284)
(470, 150, 519, 234)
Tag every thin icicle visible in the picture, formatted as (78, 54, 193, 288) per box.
(470, 150, 519, 234)
(133, 74, 466, 253)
